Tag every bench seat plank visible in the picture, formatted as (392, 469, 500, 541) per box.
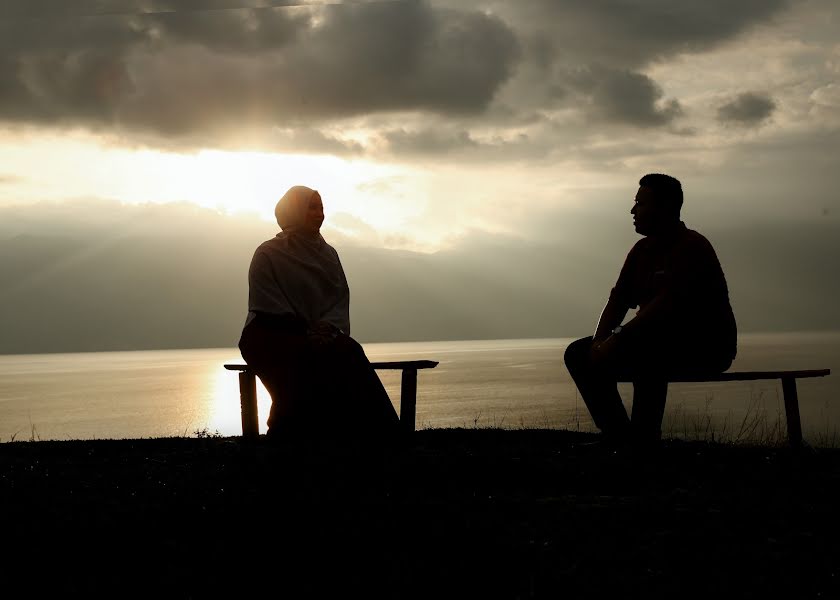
(618, 369, 830, 383)
(224, 361, 439, 371)
(371, 360, 439, 370)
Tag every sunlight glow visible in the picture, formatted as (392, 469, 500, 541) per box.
(0, 132, 428, 242)
(207, 366, 272, 436)
(0, 130, 609, 253)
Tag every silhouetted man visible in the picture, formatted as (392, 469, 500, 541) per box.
(564, 174, 736, 444)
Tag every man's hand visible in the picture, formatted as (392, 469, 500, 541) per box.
(590, 333, 620, 368)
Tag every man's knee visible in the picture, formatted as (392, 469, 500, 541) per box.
(564, 336, 593, 372)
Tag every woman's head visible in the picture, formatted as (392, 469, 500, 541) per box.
(275, 186, 324, 235)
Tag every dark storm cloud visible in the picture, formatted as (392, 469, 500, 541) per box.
(0, 0, 520, 139)
(0, 0, 804, 157)
(2, 51, 134, 126)
(491, 0, 790, 68)
(567, 66, 683, 127)
(147, 2, 308, 53)
(0, 13, 148, 53)
(371, 117, 553, 161)
(478, 0, 789, 131)
(717, 92, 777, 126)
(293, 3, 519, 116)
(0, 0, 296, 19)
(0, 4, 148, 125)
(383, 128, 479, 154)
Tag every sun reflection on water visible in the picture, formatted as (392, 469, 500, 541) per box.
(207, 366, 272, 436)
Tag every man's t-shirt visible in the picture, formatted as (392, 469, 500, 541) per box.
(610, 222, 737, 361)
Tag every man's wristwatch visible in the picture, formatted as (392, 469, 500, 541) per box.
(611, 326, 623, 335)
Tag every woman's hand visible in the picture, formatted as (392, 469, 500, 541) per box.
(307, 321, 342, 346)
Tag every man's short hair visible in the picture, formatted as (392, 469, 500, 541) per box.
(639, 173, 683, 214)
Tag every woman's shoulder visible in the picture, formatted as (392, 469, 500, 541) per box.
(254, 233, 287, 251)
(254, 232, 341, 259)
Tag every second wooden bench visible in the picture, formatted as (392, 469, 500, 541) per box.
(618, 369, 830, 446)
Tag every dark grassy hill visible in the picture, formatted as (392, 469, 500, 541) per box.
(1, 429, 839, 599)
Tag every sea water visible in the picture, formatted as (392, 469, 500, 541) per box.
(0, 333, 838, 444)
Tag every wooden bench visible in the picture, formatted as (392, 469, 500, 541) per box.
(224, 360, 439, 440)
(619, 369, 831, 446)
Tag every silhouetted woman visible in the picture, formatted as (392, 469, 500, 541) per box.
(238, 185, 399, 442)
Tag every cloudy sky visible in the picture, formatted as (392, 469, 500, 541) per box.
(0, 0, 838, 352)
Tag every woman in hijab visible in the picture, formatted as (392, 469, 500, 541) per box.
(238, 185, 400, 442)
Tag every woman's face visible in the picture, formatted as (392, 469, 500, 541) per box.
(302, 193, 324, 235)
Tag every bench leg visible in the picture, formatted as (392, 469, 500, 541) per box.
(781, 377, 803, 447)
(400, 369, 418, 434)
(239, 371, 260, 441)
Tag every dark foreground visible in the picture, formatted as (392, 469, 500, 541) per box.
(1, 429, 839, 599)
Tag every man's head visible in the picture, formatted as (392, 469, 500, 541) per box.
(631, 173, 683, 235)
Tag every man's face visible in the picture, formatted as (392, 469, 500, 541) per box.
(630, 186, 662, 235)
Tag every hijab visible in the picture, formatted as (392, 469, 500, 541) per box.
(246, 186, 350, 333)
(275, 185, 316, 232)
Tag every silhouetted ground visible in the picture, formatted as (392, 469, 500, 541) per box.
(1, 429, 839, 599)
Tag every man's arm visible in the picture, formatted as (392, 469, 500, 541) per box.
(618, 293, 673, 339)
(595, 242, 639, 341)
(591, 242, 640, 362)
(593, 296, 629, 341)
(590, 296, 629, 366)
